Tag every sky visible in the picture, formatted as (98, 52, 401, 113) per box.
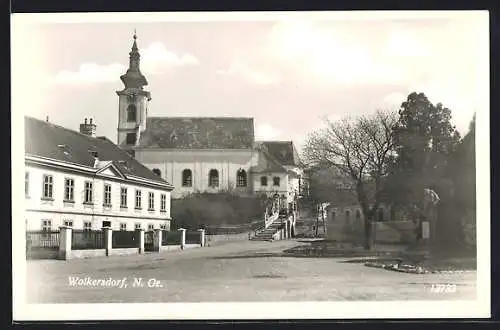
(12, 12, 489, 152)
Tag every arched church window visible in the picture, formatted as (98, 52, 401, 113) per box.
(209, 169, 219, 188)
(260, 176, 268, 186)
(127, 104, 137, 122)
(236, 169, 247, 187)
(152, 168, 161, 177)
(182, 169, 192, 187)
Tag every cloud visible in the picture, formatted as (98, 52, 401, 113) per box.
(54, 42, 200, 85)
(266, 18, 409, 85)
(382, 29, 433, 57)
(264, 17, 484, 87)
(140, 42, 200, 74)
(216, 60, 280, 85)
(54, 62, 127, 85)
(412, 82, 476, 135)
(381, 92, 407, 109)
(255, 124, 283, 140)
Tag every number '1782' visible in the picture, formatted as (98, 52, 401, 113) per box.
(430, 284, 457, 293)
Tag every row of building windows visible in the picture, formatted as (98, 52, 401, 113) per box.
(150, 168, 281, 188)
(26, 172, 167, 212)
(39, 219, 167, 232)
(260, 176, 280, 187)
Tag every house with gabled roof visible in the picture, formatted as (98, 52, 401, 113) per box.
(114, 33, 305, 210)
(24, 115, 174, 232)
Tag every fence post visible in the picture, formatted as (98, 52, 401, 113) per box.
(58, 226, 72, 260)
(138, 228, 145, 254)
(198, 229, 205, 247)
(103, 226, 112, 256)
(178, 228, 186, 250)
(154, 229, 162, 252)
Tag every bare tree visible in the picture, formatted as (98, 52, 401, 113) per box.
(303, 110, 398, 250)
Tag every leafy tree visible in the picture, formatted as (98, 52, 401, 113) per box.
(454, 114, 476, 209)
(390, 92, 461, 210)
(390, 92, 476, 253)
(443, 114, 476, 251)
(303, 110, 398, 250)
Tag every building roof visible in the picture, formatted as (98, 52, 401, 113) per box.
(25, 116, 172, 188)
(250, 146, 288, 174)
(136, 117, 255, 149)
(259, 141, 302, 166)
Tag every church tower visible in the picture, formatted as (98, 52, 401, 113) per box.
(116, 31, 151, 154)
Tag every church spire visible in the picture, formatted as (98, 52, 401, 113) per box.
(120, 30, 148, 90)
(131, 29, 138, 53)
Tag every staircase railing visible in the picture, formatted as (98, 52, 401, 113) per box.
(265, 212, 279, 229)
(249, 211, 280, 240)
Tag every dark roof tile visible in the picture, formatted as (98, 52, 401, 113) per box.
(136, 117, 254, 149)
(259, 141, 301, 166)
(25, 116, 172, 187)
(250, 147, 287, 173)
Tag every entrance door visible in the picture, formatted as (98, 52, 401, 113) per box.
(144, 231, 155, 252)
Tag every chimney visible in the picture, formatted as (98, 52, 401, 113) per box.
(80, 117, 97, 138)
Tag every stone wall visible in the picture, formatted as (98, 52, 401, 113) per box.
(159, 245, 182, 252)
(108, 248, 140, 256)
(205, 232, 251, 246)
(327, 220, 417, 244)
(373, 221, 417, 244)
(183, 243, 201, 250)
(70, 249, 107, 259)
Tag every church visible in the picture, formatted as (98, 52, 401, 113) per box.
(115, 33, 306, 211)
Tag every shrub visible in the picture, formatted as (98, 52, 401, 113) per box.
(171, 192, 266, 230)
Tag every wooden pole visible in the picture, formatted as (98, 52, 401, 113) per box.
(322, 205, 327, 237)
(315, 203, 319, 237)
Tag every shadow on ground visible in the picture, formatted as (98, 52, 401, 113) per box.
(208, 240, 477, 273)
(207, 242, 403, 260)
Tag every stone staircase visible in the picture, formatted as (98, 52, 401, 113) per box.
(250, 216, 284, 241)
